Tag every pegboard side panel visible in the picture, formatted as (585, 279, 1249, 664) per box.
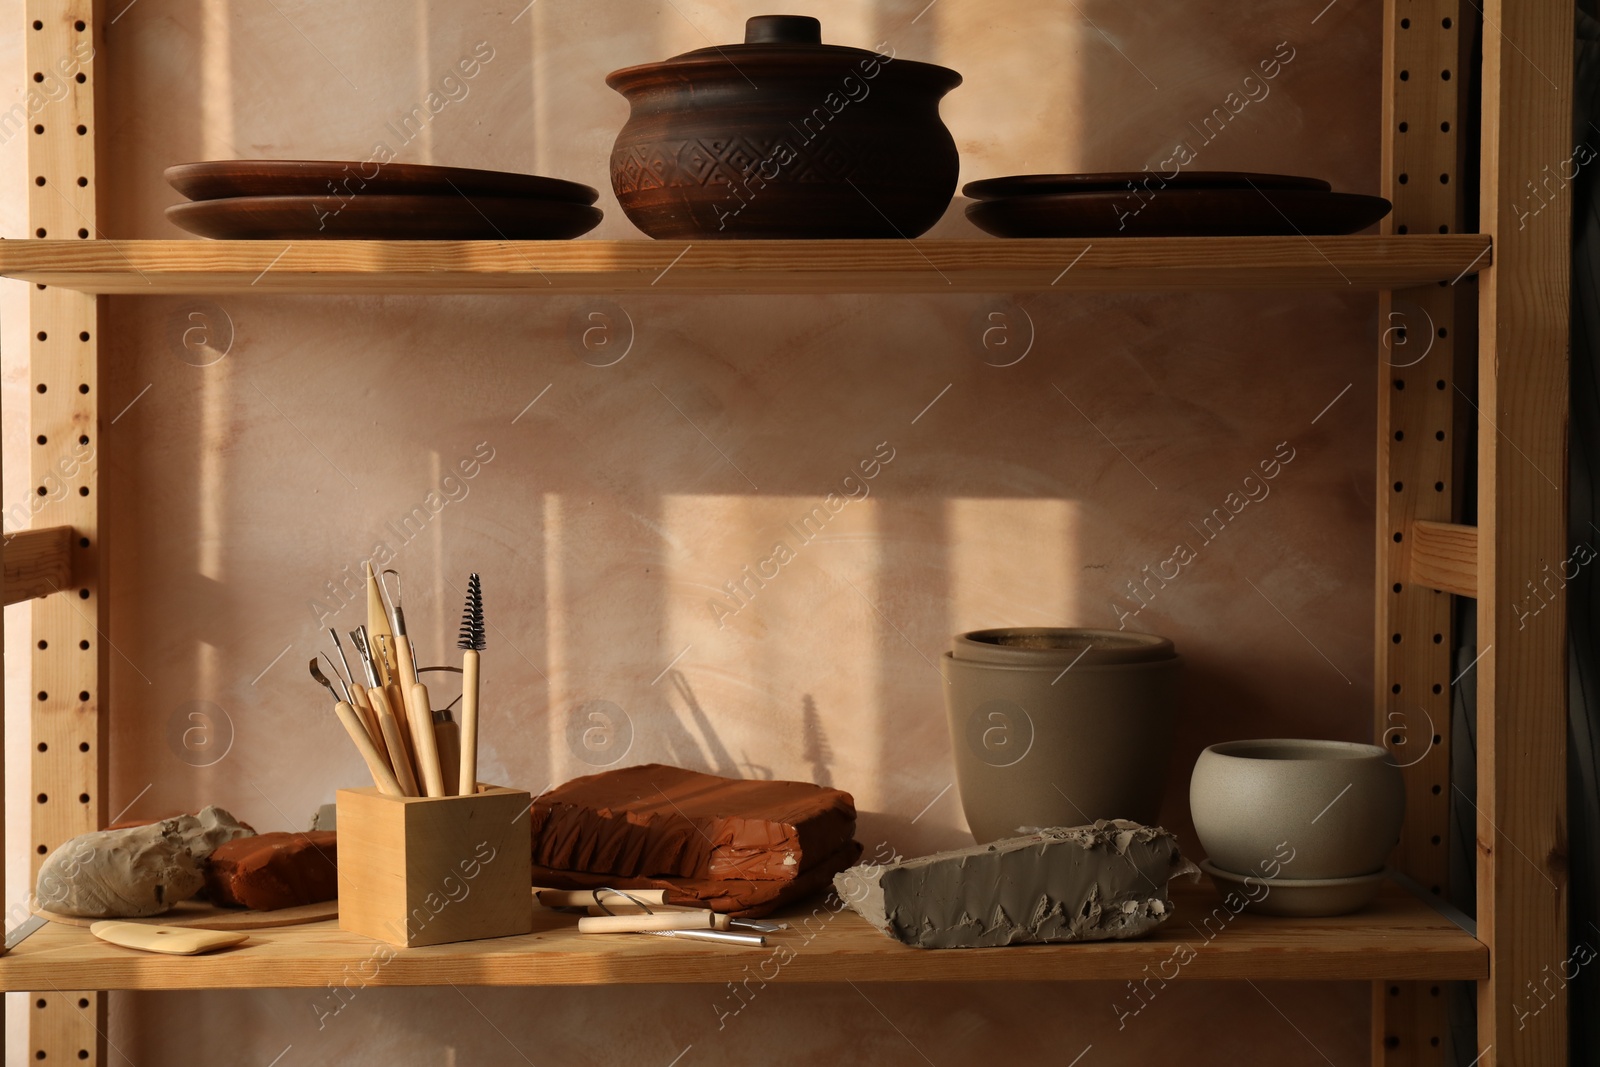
(1375, 1, 1463, 1065)
(24, 1, 106, 1064)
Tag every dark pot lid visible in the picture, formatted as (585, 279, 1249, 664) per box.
(951, 627, 1177, 667)
(606, 14, 961, 94)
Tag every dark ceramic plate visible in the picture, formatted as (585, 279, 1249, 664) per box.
(166, 160, 599, 205)
(962, 171, 1332, 201)
(166, 195, 604, 240)
(966, 189, 1391, 238)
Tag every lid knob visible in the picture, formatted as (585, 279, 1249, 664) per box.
(744, 15, 822, 45)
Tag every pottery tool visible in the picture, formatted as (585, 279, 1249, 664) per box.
(309, 657, 343, 704)
(90, 921, 248, 956)
(409, 677, 445, 797)
(434, 710, 461, 796)
(365, 562, 393, 685)
(538, 888, 669, 908)
(646, 929, 767, 947)
(334, 699, 404, 797)
(457, 573, 484, 797)
(367, 684, 420, 796)
(345, 628, 390, 765)
(577, 911, 730, 934)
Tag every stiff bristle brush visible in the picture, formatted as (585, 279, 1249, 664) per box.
(457, 573, 486, 797)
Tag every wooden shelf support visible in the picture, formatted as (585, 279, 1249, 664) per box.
(2, 526, 75, 606)
(1406, 521, 1479, 598)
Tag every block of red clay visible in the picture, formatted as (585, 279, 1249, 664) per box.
(528, 763, 856, 882)
(204, 831, 338, 911)
(533, 839, 864, 918)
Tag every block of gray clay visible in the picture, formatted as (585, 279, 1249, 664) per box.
(35, 806, 254, 918)
(834, 820, 1198, 949)
(309, 803, 337, 832)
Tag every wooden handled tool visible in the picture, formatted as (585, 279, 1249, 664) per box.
(336, 701, 404, 797)
(457, 573, 485, 797)
(434, 712, 461, 796)
(366, 562, 393, 685)
(409, 679, 445, 797)
(367, 686, 419, 797)
(349, 685, 389, 766)
(577, 911, 730, 934)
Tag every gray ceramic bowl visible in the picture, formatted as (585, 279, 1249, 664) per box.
(1189, 739, 1404, 880)
(1199, 859, 1387, 917)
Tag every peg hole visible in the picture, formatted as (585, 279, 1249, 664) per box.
(78, 588, 89, 599)
(79, 330, 90, 340)
(36, 435, 46, 445)
(1441, 70, 1451, 81)
(1400, 18, 1410, 28)
(76, 124, 86, 135)
(78, 691, 89, 702)
(74, 72, 85, 84)
(75, 19, 85, 30)
(34, 175, 44, 186)
(77, 227, 88, 239)
(32, 19, 41, 28)
(36, 794, 47, 804)
(1443, 16, 1453, 27)
(1393, 583, 1403, 593)
(1398, 121, 1409, 133)
(1394, 430, 1404, 441)
(1433, 633, 1443, 644)
(1392, 683, 1401, 694)
(1394, 481, 1403, 492)
(1440, 173, 1450, 184)
(1394, 378, 1405, 390)
(1433, 683, 1443, 694)
(36, 845, 46, 855)
(1393, 531, 1403, 543)
(1432, 835, 1442, 845)
(1441, 121, 1451, 132)
(1435, 430, 1445, 441)
(1399, 70, 1410, 81)
(1439, 327, 1449, 338)
(33, 124, 43, 134)
(78, 383, 88, 393)
(1440, 224, 1449, 233)
(32, 72, 43, 83)
(37, 691, 46, 701)
(36, 743, 45, 753)
(79, 742, 89, 752)
(79, 640, 89, 649)
(76, 176, 87, 187)
(35, 227, 45, 238)
(1435, 481, 1445, 492)
(79, 794, 89, 804)
(1432, 784, 1442, 794)
(1392, 633, 1402, 644)
(78, 537, 88, 548)
(36, 640, 46, 650)
(1397, 224, 1409, 234)
(77, 999, 88, 1009)
(78, 486, 88, 496)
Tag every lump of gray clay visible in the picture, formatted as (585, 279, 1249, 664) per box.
(834, 820, 1198, 949)
(35, 806, 254, 918)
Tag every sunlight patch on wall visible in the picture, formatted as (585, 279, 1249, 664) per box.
(947, 498, 1080, 631)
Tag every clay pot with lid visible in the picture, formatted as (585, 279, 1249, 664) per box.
(605, 15, 961, 239)
(942, 628, 1182, 843)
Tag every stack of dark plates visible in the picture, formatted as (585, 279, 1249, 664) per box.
(165, 160, 602, 240)
(963, 171, 1391, 238)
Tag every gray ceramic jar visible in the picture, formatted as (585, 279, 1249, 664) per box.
(942, 628, 1181, 843)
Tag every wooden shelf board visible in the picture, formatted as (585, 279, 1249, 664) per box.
(0, 236, 1491, 295)
(0, 883, 1484, 990)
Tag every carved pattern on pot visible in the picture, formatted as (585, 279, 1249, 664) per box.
(611, 135, 862, 195)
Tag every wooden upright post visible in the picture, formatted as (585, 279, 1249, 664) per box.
(1475, 0, 1572, 1064)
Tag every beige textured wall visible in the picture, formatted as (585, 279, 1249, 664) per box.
(7, 0, 1387, 1062)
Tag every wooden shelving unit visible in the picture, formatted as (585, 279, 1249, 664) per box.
(0, 235, 1490, 294)
(0, 0, 1572, 1064)
(0, 885, 1484, 990)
